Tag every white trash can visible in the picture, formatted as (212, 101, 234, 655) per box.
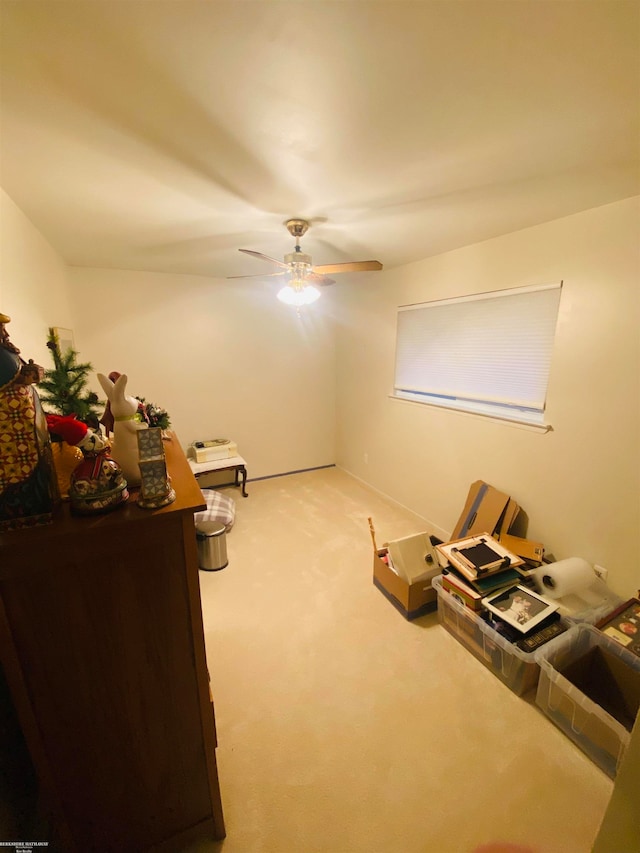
(196, 521, 228, 571)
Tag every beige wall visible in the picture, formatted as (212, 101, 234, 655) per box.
(2, 185, 639, 837)
(1, 186, 337, 479)
(67, 268, 337, 479)
(592, 712, 640, 852)
(335, 197, 640, 598)
(3, 184, 639, 596)
(0, 187, 74, 365)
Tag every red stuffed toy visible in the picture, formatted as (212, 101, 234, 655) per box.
(46, 413, 107, 453)
(46, 414, 129, 514)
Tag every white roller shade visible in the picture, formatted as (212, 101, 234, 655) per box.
(393, 282, 562, 425)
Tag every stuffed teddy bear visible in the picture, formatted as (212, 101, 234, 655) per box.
(46, 414, 129, 514)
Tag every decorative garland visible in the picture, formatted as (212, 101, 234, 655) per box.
(135, 397, 171, 431)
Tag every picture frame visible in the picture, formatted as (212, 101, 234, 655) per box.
(482, 584, 558, 633)
(52, 327, 74, 354)
(595, 598, 640, 658)
(437, 533, 524, 581)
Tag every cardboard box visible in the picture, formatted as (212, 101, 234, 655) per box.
(368, 519, 438, 619)
(451, 480, 514, 540)
(498, 498, 520, 535)
(498, 533, 545, 564)
(373, 548, 438, 620)
(536, 623, 640, 777)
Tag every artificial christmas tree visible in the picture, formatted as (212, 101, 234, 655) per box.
(38, 328, 102, 429)
(37, 328, 103, 497)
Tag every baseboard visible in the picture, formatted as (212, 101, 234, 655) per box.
(336, 465, 450, 542)
(248, 463, 336, 483)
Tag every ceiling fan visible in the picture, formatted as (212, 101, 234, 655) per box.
(228, 219, 383, 305)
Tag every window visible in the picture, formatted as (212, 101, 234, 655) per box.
(392, 282, 562, 428)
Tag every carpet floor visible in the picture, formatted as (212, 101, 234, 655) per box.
(188, 467, 612, 853)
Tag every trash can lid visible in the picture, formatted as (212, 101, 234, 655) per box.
(196, 521, 226, 538)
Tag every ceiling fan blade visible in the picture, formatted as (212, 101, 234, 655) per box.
(306, 273, 336, 286)
(312, 260, 383, 275)
(239, 249, 289, 269)
(227, 271, 287, 280)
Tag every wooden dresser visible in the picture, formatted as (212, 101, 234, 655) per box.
(0, 435, 225, 851)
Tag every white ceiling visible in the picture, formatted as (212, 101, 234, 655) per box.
(1, 1, 638, 280)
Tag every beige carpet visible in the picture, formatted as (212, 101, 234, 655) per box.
(190, 467, 612, 853)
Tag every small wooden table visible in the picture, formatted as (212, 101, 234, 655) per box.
(188, 455, 248, 497)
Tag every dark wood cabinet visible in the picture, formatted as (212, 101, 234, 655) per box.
(0, 436, 225, 851)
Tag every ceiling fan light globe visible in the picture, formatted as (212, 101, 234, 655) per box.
(277, 284, 321, 306)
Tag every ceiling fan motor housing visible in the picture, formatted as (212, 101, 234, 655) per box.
(284, 250, 312, 267)
(285, 219, 310, 240)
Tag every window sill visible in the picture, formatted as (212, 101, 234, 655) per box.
(389, 393, 553, 433)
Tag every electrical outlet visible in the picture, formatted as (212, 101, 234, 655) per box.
(594, 564, 608, 582)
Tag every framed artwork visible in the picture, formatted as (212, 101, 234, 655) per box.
(437, 533, 524, 581)
(52, 327, 75, 354)
(482, 584, 558, 633)
(596, 599, 640, 658)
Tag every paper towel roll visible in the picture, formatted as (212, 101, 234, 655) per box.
(536, 557, 595, 599)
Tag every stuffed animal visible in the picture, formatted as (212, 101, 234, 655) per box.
(46, 413, 109, 454)
(46, 413, 129, 514)
(97, 373, 148, 486)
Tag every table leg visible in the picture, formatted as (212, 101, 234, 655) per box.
(192, 464, 248, 497)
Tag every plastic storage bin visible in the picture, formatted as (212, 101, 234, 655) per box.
(535, 622, 640, 777)
(548, 577, 624, 627)
(432, 575, 565, 696)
